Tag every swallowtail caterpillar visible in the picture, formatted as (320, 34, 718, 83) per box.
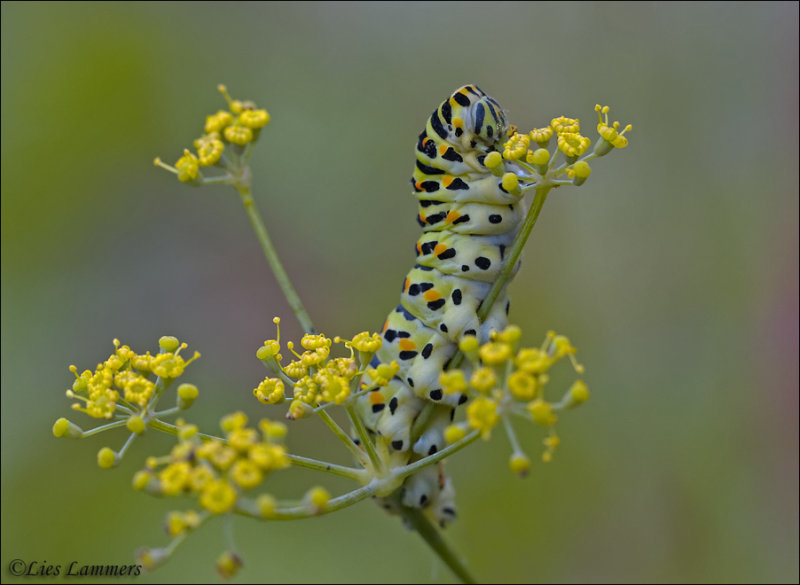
(358, 85, 527, 525)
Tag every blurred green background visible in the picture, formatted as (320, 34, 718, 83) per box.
(2, 2, 797, 583)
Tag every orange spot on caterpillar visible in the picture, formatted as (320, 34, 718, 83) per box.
(381, 319, 389, 333)
(415, 181, 424, 191)
(369, 391, 384, 405)
(422, 137, 430, 147)
(416, 241, 422, 255)
(419, 213, 426, 224)
(453, 118, 463, 129)
(404, 277, 410, 293)
(424, 289, 442, 302)
(438, 144, 448, 155)
(442, 176, 454, 187)
(398, 339, 416, 351)
(445, 211, 460, 224)
(433, 243, 448, 256)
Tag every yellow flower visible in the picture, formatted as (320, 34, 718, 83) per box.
(159, 461, 192, 495)
(324, 357, 358, 380)
(188, 464, 216, 492)
(527, 400, 557, 426)
(239, 109, 270, 129)
(367, 361, 399, 386)
(595, 104, 632, 153)
(224, 124, 253, 146)
(440, 370, 467, 395)
(479, 341, 512, 366)
(470, 367, 497, 394)
(528, 126, 553, 144)
(220, 411, 248, 432)
(194, 133, 225, 166)
(287, 398, 312, 420)
(199, 479, 237, 514)
(551, 116, 580, 135)
(508, 370, 537, 401)
(557, 132, 591, 158)
(515, 348, 551, 374)
(196, 439, 237, 471)
(316, 373, 350, 404)
(257, 339, 281, 361)
(248, 443, 290, 471)
(350, 331, 382, 353)
(150, 350, 199, 379)
(230, 459, 263, 489)
(259, 418, 288, 440)
(292, 375, 318, 403)
(503, 132, 530, 160)
(298, 334, 331, 366)
(204, 110, 234, 134)
(209, 446, 238, 471)
(283, 359, 309, 379)
(227, 427, 259, 452)
(466, 396, 499, 438)
(116, 371, 156, 407)
(175, 149, 199, 182)
(254, 377, 285, 404)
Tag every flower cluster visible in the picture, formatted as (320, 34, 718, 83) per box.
(253, 317, 389, 418)
(441, 327, 589, 474)
(498, 104, 631, 188)
(133, 413, 290, 515)
(53, 336, 200, 469)
(154, 85, 270, 184)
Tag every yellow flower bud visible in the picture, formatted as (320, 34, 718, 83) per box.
(126, 415, 146, 434)
(97, 447, 117, 469)
(307, 486, 330, 512)
(509, 453, 531, 477)
(527, 400, 557, 426)
(444, 424, 467, 444)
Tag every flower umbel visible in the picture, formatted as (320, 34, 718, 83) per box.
(154, 84, 271, 190)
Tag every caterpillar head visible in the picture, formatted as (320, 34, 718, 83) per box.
(442, 85, 507, 150)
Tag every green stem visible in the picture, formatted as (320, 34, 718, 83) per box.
(236, 480, 379, 520)
(81, 420, 128, 438)
(502, 415, 524, 455)
(395, 430, 480, 481)
(237, 185, 315, 334)
(345, 405, 383, 473)
(285, 453, 365, 481)
(447, 185, 553, 371)
(410, 403, 435, 444)
(388, 492, 477, 584)
(147, 418, 223, 442)
(478, 186, 551, 323)
(150, 417, 362, 480)
(315, 408, 369, 468)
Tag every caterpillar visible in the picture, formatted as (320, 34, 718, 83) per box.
(357, 85, 528, 525)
